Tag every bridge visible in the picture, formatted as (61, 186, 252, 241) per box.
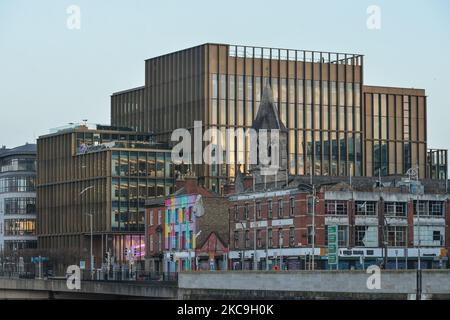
(1, 270, 450, 299)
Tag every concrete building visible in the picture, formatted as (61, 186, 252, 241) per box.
(145, 176, 229, 273)
(110, 43, 444, 193)
(0, 144, 37, 253)
(36, 123, 175, 271)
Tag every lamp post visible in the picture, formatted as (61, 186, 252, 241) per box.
(80, 185, 95, 280)
(85, 212, 94, 280)
(406, 166, 422, 300)
(253, 197, 257, 271)
(190, 230, 201, 271)
(311, 184, 316, 271)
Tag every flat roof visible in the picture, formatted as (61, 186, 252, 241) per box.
(144, 43, 363, 63)
(363, 85, 425, 96)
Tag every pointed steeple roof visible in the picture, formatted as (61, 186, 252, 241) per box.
(252, 84, 287, 132)
(234, 165, 244, 193)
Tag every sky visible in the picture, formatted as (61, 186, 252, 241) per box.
(0, 0, 449, 151)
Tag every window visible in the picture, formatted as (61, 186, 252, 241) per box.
(188, 206, 194, 222)
(0, 158, 36, 173)
(257, 230, 262, 248)
(149, 210, 154, 226)
(0, 176, 36, 193)
(355, 201, 376, 216)
(234, 204, 239, 220)
(278, 199, 283, 217)
(268, 200, 273, 219)
(289, 227, 295, 247)
(386, 226, 406, 247)
(175, 232, 179, 249)
(414, 201, 444, 217)
(245, 230, 250, 248)
(244, 203, 249, 220)
(307, 226, 314, 245)
(289, 198, 295, 217)
(157, 210, 162, 225)
(3, 219, 35, 236)
(355, 226, 378, 247)
(4, 198, 36, 215)
(268, 229, 273, 247)
(338, 226, 349, 247)
(433, 231, 441, 242)
(149, 235, 154, 252)
(278, 228, 284, 247)
(384, 202, 406, 217)
(157, 232, 162, 251)
(256, 202, 261, 219)
(307, 196, 314, 215)
(414, 225, 444, 246)
(234, 231, 239, 249)
(430, 202, 444, 216)
(325, 200, 347, 215)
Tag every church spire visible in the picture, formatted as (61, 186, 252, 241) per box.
(252, 84, 287, 132)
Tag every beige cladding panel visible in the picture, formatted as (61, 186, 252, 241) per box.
(288, 60, 296, 78)
(227, 56, 235, 74)
(245, 58, 253, 75)
(218, 45, 227, 74)
(271, 59, 278, 76)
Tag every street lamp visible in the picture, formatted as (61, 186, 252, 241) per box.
(85, 212, 94, 280)
(406, 166, 422, 300)
(79, 185, 95, 280)
(190, 230, 201, 271)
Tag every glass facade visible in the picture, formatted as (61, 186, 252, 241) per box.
(0, 176, 35, 193)
(0, 145, 37, 253)
(427, 149, 448, 180)
(0, 158, 36, 173)
(210, 74, 363, 185)
(4, 219, 36, 236)
(365, 91, 426, 178)
(3, 197, 36, 215)
(111, 150, 174, 232)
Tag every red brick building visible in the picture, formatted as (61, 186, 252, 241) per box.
(228, 177, 450, 270)
(145, 176, 229, 273)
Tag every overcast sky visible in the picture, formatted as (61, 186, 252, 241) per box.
(1, 0, 449, 151)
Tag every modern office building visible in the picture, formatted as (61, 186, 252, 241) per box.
(111, 43, 439, 193)
(0, 144, 37, 253)
(427, 149, 448, 181)
(36, 123, 175, 270)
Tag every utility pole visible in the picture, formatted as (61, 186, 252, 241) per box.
(79, 185, 95, 280)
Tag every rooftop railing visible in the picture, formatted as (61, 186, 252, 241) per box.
(228, 45, 363, 66)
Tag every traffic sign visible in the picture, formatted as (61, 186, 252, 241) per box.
(327, 225, 338, 266)
(31, 256, 49, 264)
